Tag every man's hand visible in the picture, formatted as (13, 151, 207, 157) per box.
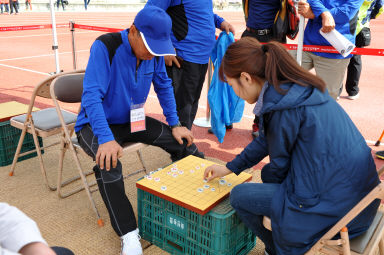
(164, 55, 181, 68)
(19, 242, 56, 255)
(320, 11, 335, 33)
(203, 164, 232, 182)
(220, 20, 236, 35)
(298, 1, 315, 19)
(96, 140, 123, 171)
(171, 126, 194, 147)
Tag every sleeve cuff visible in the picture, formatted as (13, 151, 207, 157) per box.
(214, 14, 225, 28)
(307, 0, 329, 18)
(226, 161, 244, 175)
(98, 134, 115, 145)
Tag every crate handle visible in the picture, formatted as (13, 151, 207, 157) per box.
(167, 240, 183, 252)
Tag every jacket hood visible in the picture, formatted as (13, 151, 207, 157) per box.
(261, 82, 330, 114)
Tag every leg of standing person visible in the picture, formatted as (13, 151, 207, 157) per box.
(312, 54, 350, 100)
(5, 3, 9, 13)
(345, 54, 362, 98)
(83, 0, 87, 10)
(1, 4, 3, 13)
(14, 0, 18, 13)
(241, 29, 282, 138)
(9, 1, 13, 14)
(56, 0, 59, 10)
(166, 60, 208, 130)
(230, 182, 279, 255)
(61, 0, 64, 10)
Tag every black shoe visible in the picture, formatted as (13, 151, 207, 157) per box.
(208, 125, 233, 134)
(193, 151, 205, 159)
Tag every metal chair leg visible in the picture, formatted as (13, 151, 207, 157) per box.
(69, 144, 103, 226)
(9, 125, 28, 176)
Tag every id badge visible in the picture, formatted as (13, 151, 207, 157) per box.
(130, 103, 146, 133)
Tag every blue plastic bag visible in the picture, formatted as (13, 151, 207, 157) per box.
(208, 32, 244, 143)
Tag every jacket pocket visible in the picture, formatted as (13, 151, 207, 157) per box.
(288, 192, 320, 209)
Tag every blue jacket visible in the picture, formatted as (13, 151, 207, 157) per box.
(145, 0, 224, 64)
(304, 0, 365, 59)
(75, 29, 179, 144)
(227, 83, 379, 254)
(208, 32, 244, 143)
(242, 0, 281, 30)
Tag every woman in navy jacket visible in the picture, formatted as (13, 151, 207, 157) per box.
(204, 37, 380, 255)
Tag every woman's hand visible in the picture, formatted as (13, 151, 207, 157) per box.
(203, 164, 232, 182)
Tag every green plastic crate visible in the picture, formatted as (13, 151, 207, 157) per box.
(0, 121, 43, 167)
(138, 188, 256, 255)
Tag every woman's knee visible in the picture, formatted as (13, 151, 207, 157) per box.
(230, 184, 249, 210)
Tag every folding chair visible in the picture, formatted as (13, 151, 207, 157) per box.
(262, 166, 384, 255)
(50, 72, 149, 226)
(9, 70, 83, 190)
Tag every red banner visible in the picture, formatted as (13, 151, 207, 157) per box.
(1, 22, 383, 57)
(283, 44, 384, 56)
(73, 24, 121, 33)
(0, 23, 68, 32)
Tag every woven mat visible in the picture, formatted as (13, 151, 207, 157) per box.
(0, 136, 265, 255)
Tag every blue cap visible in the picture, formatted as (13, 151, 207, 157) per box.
(134, 6, 176, 56)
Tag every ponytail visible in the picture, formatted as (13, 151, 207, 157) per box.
(219, 37, 326, 94)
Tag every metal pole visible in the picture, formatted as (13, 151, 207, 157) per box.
(295, 0, 306, 66)
(70, 21, 77, 70)
(193, 58, 212, 128)
(49, 0, 60, 74)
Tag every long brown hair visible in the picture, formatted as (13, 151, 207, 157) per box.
(219, 37, 326, 94)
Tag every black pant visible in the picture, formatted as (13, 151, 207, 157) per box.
(166, 60, 208, 130)
(9, 1, 18, 13)
(56, 0, 64, 10)
(345, 54, 362, 96)
(76, 117, 201, 236)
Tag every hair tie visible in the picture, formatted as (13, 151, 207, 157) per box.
(261, 44, 267, 53)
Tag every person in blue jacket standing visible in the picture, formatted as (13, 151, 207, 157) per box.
(75, 6, 203, 255)
(204, 37, 380, 255)
(344, 0, 383, 99)
(145, 0, 235, 130)
(297, 0, 364, 100)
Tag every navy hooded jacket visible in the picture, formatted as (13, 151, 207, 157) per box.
(227, 82, 380, 254)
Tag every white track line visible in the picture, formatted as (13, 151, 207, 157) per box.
(0, 31, 98, 39)
(0, 49, 89, 62)
(0, 63, 49, 75)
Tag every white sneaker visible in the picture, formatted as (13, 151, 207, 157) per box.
(346, 93, 360, 100)
(120, 228, 143, 255)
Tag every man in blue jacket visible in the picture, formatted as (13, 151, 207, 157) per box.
(297, 0, 364, 100)
(242, 0, 284, 138)
(75, 6, 203, 255)
(145, 0, 235, 130)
